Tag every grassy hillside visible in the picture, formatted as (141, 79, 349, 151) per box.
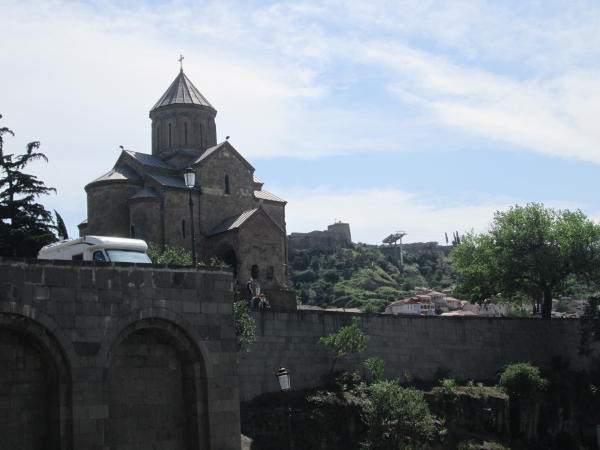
(289, 243, 456, 312)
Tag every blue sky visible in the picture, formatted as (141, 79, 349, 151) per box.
(2, 0, 600, 244)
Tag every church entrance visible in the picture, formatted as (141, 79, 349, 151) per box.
(221, 248, 237, 279)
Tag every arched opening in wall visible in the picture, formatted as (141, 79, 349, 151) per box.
(130, 225, 135, 239)
(225, 174, 230, 195)
(251, 264, 259, 279)
(169, 123, 173, 148)
(0, 325, 63, 450)
(184, 122, 188, 146)
(221, 248, 237, 278)
(106, 324, 208, 449)
(199, 123, 203, 148)
(156, 127, 160, 151)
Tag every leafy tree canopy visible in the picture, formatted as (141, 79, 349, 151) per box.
(451, 203, 600, 318)
(319, 316, 367, 375)
(0, 116, 58, 257)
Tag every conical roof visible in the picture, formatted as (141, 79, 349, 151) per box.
(151, 70, 215, 111)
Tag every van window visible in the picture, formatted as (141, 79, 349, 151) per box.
(105, 249, 152, 263)
(93, 251, 106, 261)
(72, 253, 83, 261)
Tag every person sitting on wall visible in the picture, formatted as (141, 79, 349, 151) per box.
(260, 294, 270, 308)
(251, 293, 262, 308)
(246, 278, 254, 306)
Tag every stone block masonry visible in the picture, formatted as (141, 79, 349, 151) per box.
(237, 310, 589, 402)
(0, 257, 240, 450)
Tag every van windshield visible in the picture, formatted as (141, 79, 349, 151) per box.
(105, 249, 152, 263)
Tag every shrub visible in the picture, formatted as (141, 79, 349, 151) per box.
(361, 381, 435, 450)
(498, 362, 548, 400)
(234, 300, 256, 352)
(147, 242, 192, 265)
(363, 357, 385, 383)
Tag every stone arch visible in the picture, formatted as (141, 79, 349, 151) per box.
(164, 115, 177, 148)
(218, 245, 238, 279)
(0, 309, 72, 450)
(100, 311, 211, 449)
(153, 118, 162, 154)
(177, 113, 193, 148)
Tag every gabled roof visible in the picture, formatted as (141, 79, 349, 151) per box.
(90, 164, 143, 183)
(146, 172, 194, 190)
(207, 209, 258, 236)
(123, 150, 175, 170)
(254, 190, 286, 203)
(151, 71, 215, 112)
(130, 186, 162, 199)
(185, 141, 255, 172)
(207, 207, 284, 236)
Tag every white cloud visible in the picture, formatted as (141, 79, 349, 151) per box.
(280, 186, 514, 244)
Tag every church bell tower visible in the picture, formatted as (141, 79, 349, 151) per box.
(149, 68, 218, 156)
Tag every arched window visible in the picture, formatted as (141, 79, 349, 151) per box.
(251, 264, 259, 279)
(184, 122, 188, 146)
(130, 225, 135, 239)
(182, 219, 186, 239)
(156, 128, 160, 150)
(225, 174, 230, 195)
(169, 123, 172, 148)
(199, 123, 203, 148)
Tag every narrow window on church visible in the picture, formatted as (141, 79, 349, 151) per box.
(266, 266, 274, 279)
(225, 174, 230, 195)
(199, 123, 203, 147)
(184, 122, 188, 146)
(131, 225, 135, 239)
(182, 220, 186, 239)
(169, 123, 172, 147)
(156, 128, 160, 150)
(251, 264, 259, 279)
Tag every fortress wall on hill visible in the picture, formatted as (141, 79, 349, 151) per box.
(237, 310, 587, 402)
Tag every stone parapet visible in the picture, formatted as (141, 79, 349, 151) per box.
(0, 257, 240, 450)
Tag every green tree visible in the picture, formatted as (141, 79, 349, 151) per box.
(319, 316, 367, 375)
(361, 381, 436, 450)
(579, 294, 600, 356)
(452, 203, 600, 318)
(0, 116, 57, 257)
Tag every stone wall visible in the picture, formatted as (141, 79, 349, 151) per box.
(237, 310, 589, 402)
(288, 224, 352, 253)
(0, 258, 240, 450)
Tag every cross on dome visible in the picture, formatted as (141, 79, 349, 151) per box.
(178, 55, 184, 72)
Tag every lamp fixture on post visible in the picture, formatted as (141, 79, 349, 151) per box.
(275, 366, 293, 449)
(184, 168, 197, 266)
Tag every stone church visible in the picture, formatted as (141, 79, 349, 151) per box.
(79, 68, 289, 292)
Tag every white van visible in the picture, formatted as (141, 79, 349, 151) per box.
(38, 236, 152, 264)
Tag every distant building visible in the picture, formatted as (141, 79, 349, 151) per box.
(287, 221, 352, 253)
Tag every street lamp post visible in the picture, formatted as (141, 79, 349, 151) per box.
(184, 169, 197, 266)
(276, 366, 293, 449)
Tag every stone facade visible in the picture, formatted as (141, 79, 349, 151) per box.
(79, 69, 289, 294)
(237, 309, 591, 402)
(287, 222, 351, 253)
(0, 257, 240, 450)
